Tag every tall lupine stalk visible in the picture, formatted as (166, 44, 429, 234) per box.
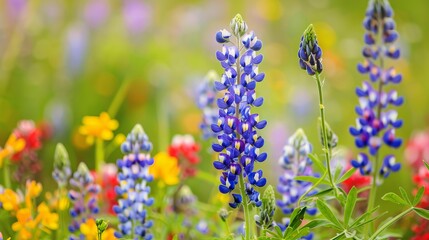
(212, 14, 268, 239)
(196, 70, 219, 140)
(297, 25, 339, 202)
(68, 162, 100, 240)
(113, 124, 154, 240)
(349, 0, 403, 233)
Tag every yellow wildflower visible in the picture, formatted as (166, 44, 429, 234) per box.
(150, 152, 180, 185)
(102, 228, 117, 240)
(0, 189, 20, 211)
(25, 181, 42, 209)
(79, 112, 119, 145)
(0, 133, 25, 167)
(11, 208, 34, 240)
(35, 203, 59, 230)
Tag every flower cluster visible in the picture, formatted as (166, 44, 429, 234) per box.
(168, 134, 200, 178)
(0, 133, 25, 167)
(196, 71, 219, 140)
(114, 124, 155, 240)
(68, 162, 101, 239)
(349, 0, 403, 179)
(97, 164, 119, 214)
(405, 130, 429, 169)
(276, 129, 317, 216)
(298, 24, 323, 76)
(79, 112, 119, 145)
(212, 14, 267, 208)
(11, 120, 43, 183)
(0, 181, 58, 240)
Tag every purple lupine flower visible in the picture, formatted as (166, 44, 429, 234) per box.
(298, 24, 323, 76)
(276, 129, 317, 216)
(68, 162, 100, 239)
(350, 0, 403, 179)
(196, 71, 219, 140)
(122, 0, 151, 36)
(113, 124, 154, 240)
(211, 14, 267, 208)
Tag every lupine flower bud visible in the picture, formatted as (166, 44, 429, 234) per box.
(255, 185, 276, 229)
(52, 143, 71, 188)
(318, 119, 338, 149)
(298, 24, 323, 75)
(96, 218, 108, 235)
(218, 208, 230, 222)
(230, 14, 248, 37)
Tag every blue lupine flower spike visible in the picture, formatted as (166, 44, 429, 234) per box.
(197, 71, 219, 140)
(212, 14, 267, 209)
(114, 124, 155, 240)
(349, 0, 403, 182)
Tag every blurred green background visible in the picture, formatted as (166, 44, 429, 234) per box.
(0, 0, 428, 218)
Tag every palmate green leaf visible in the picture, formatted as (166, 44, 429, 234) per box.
(294, 176, 330, 185)
(414, 208, 429, 220)
(353, 211, 387, 228)
(399, 187, 412, 205)
(381, 192, 409, 206)
(289, 207, 307, 230)
(308, 188, 333, 199)
(316, 199, 343, 229)
(333, 165, 343, 181)
(336, 167, 356, 184)
(344, 186, 357, 227)
(413, 186, 425, 206)
(308, 153, 326, 172)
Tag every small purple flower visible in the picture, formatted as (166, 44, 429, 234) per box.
(68, 162, 100, 239)
(122, 0, 151, 36)
(83, 0, 110, 29)
(212, 14, 267, 208)
(350, 0, 403, 180)
(114, 124, 154, 240)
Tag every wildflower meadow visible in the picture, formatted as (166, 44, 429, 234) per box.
(1, 0, 429, 239)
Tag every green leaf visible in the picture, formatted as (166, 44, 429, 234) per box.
(336, 168, 356, 184)
(316, 199, 343, 229)
(308, 153, 326, 172)
(424, 160, 429, 171)
(330, 232, 346, 240)
(414, 208, 429, 220)
(382, 192, 409, 206)
(294, 176, 330, 185)
(290, 227, 311, 239)
(350, 206, 379, 228)
(334, 165, 343, 181)
(289, 207, 307, 230)
(353, 211, 387, 228)
(399, 187, 412, 205)
(307, 188, 333, 199)
(344, 186, 357, 227)
(300, 219, 330, 229)
(413, 187, 425, 206)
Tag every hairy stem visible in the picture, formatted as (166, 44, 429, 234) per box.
(315, 72, 337, 192)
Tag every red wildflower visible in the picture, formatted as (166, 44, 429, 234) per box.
(405, 130, 429, 169)
(11, 121, 42, 161)
(91, 164, 118, 215)
(341, 165, 371, 196)
(168, 135, 200, 178)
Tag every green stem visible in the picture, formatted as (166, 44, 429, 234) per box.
(98, 231, 102, 240)
(157, 83, 169, 151)
(95, 138, 104, 173)
(297, 170, 327, 206)
(315, 72, 336, 192)
(239, 173, 251, 240)
(224, 219, 231, 237)
(2, 158, 11, 189)
(368, 207, 413, 240)
(107, 80, 130, 118)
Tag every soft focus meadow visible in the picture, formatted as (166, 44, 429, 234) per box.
(1, 0, 429, 239)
